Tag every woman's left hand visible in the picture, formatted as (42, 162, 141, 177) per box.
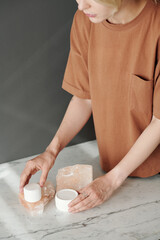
(68, 171, 123, 213)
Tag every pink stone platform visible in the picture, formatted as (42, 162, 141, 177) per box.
(19, 181, 55, 216)
(56, 164, 93, 192)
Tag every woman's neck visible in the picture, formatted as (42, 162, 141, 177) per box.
(107, 0, 148, 24)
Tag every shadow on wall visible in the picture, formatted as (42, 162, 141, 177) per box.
(0, 0, 95, 163)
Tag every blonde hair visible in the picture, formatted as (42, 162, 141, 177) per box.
(94, 0, 160, 7)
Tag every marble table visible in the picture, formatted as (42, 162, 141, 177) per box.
(0, 140, 160, 240)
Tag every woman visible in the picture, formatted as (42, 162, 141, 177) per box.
(20, 0, 160, 213)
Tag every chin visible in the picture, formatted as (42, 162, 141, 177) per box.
(88, 17, 104, 23)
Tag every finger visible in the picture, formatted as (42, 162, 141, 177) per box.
(39, 165, 49, 187)
(25, 174, 32, 185)
(71, 199, 101, 213)
(19, 167, 33, 192)
(19, 173, 31, 192)
(19, 173, 32, 193)
(78, 187, 92, 197)
(78, 187, 89, 195)
(68, 195, 92, 212)
(68, 192, 88, 208)
(78, 187, 88, 193)
(70, 202, 94, 213)
(19, 186, 24, 194)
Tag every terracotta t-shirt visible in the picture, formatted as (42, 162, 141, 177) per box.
(62, 0, 160, 177)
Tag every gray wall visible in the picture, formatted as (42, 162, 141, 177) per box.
(0, 0, 95, 163)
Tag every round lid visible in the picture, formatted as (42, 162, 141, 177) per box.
(55, 189, 78, 212)
(24, 183, 42, 203)
(56, 189, 78, 200)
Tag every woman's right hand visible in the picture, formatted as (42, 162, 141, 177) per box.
(19, 150, 56, 193)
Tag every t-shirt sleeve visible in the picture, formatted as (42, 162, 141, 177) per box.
(153, 37, 160, 119)
(62, 10, 91, 99)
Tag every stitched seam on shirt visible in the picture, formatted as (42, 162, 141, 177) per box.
(63, 80, 90, 95)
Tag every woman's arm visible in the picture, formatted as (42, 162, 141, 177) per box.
(68, 115, 160, 213)
(111, 115, 160, 183)
(46, 95, 92, 156)
(19, 96, 92, 191)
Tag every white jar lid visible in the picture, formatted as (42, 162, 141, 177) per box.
(24, 183, 42, 203)
(55, 189, 78, 212)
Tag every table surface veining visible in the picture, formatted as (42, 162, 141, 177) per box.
(0, 140, 160, 240)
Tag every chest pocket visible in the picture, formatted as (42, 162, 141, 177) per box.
(129, 74, 153, 115)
